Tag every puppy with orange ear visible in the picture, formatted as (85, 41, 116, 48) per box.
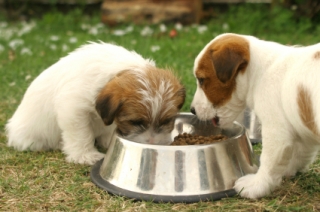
(6, 42, 185, 165)
(191, 33, 320, 199)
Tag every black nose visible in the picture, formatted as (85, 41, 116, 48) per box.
(190, 107, 196, 115)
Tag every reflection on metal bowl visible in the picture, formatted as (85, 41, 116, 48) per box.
(90, 113, 259, 203)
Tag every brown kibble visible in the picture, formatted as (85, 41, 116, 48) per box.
(189, 139, 197, 144)
(171, 133, 228, 146)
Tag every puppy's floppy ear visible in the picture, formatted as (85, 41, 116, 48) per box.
(176, 87, 186, 110)
(96, 71, 129, 125)
(210, 41, 249, 84)
(95, 94, 123, 125)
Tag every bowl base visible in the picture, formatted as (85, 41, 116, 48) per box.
(90, 159, 237, 203)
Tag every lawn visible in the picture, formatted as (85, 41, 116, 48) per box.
(0, 4, 319, 211)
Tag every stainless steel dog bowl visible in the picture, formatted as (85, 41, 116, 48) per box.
(238, 107, 262, 144)
(91, 113, 259, 203)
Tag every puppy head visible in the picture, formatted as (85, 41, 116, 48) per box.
(191, 33, 250, 127)
(96, 66, 185, 145)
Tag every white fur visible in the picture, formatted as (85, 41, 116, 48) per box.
(5, 42, 157, 165)
(135, 72, 175, 122)
(192, 33, 320, 199)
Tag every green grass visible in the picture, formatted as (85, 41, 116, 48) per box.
(1, 5, 320, 211)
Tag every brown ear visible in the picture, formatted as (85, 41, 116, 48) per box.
(95, 94, 123, 125)
(211, 47, 248, 84)
(176, 87, 186, 110)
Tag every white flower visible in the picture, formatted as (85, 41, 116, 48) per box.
(9, 82, 16, 86)
(95, 23, 105, 29)
(125, 25, 134, 33)
(89, 27, 99, 35)
(222, 23, 229, 31)
(50, 44, 57, 50)
(159, 24, 167, 33)
(84, 23, 105, 35)
(197, 25, 208, 34)
(131, 40, 137, 45)
(9, 39, 24, 49)
(18, 21, 36, 36)
(69, 37, 77, 43)
(20, 47, 32, 55)
(1, 29, 15, 40)
(25, 75, 32, 80)
(113, 30, 126, 36)
(151, 45, 160, 52)
(81, 24, 89, 30)
(175, 23, 183, 31)
(62, 44, 69, 52)
(140, 26, 153, 36)
(50, 35, 60, 41)
(0, 22, 8, 28)
(113, 26, 134, 36)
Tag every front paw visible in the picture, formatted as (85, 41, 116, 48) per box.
(66, 151, 105, 165)
(234, 174, 275, 199)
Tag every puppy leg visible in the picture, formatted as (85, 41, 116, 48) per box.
(96, 124, 117, 150)
(234, 124, 294, 199)
(284, 141, 319, 177)
(57, 109, 104, 165)
(61, 127, 104, 165)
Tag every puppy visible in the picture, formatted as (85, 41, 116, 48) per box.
(190, 33, 320, 199)
(6, 42, 185, 165)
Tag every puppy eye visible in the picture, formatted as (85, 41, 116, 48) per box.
(198, 78, 204, 86)
(155, 118, 174, 133)
(161, 118, 173, 126)
(129, 119, 145, 126)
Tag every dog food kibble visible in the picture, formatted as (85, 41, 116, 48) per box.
(171, 133, 228, 145)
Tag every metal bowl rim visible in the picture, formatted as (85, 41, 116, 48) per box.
(116, 112, 246, 149)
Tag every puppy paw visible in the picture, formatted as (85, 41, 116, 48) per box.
(66, 151, 105, 165)
(234, 174, 275, 199)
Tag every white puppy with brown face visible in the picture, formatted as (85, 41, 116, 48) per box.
(6, 42, 185, 165)
(191, 33, 320, 199)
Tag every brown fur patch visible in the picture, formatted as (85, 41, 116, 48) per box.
(96, 70, 144, 125)
(96, 66, 185, 136)
(195, 34, 250, 107)
(314, 51, 320, 59)
(297, 84, 319, 135)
